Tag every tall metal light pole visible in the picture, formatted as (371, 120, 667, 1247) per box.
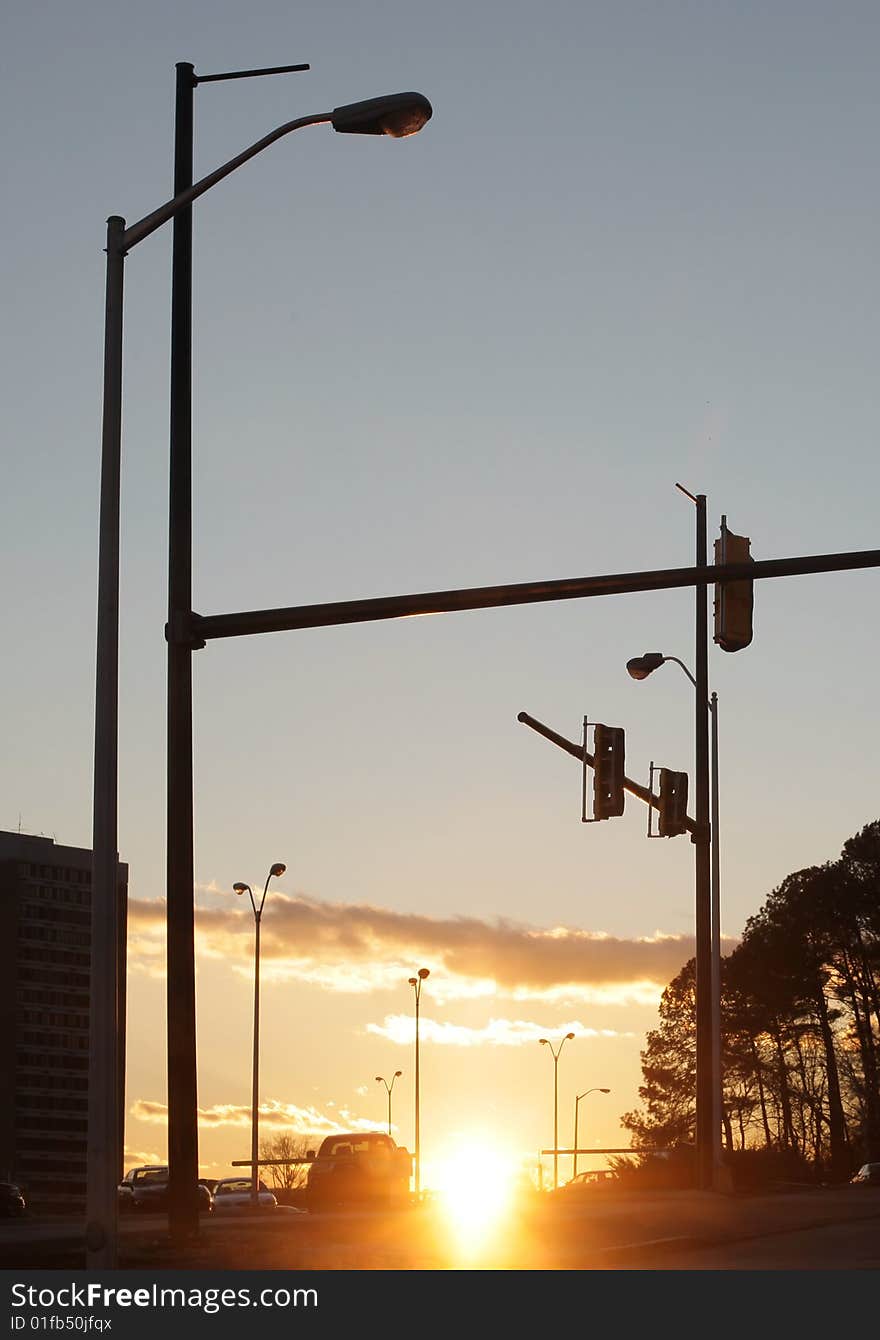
(168, 59, 306, 1242)
(232, 863, 286, 1207)
(539, 1033, 575, 1189)
(408, 969, 430, 1196)
(625, 481, 713, 1192)
(165, 76, 431, 1242)
(90, 83, 433, 1260)
(690, 487, 714, 1194)
(87, 211, 126, 1271)
(573, 1087, 610, 1180)
(375, 1071, 402, 1136)
(626, 647, 723, 1186)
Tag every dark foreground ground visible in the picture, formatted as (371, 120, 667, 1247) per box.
(2, 1186, 880, 1271)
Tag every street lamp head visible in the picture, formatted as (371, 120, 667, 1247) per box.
(600, 1088, 611, 1093)
(408, 977, 418, 986)
(269, 863, 286, 878)
(331, 92, 432, 138)
(418, 968, 430, 980)
(565, 1032, 576, 1041)
(232, 882, 249, 895)
(539, 1038, 549, 1046)
(375, 1076, 383, 1083)
(394, 1070, 402, 1078)
(626, 652, 666, 681)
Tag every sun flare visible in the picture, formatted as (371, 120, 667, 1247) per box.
(428, 1138, 519, 1258)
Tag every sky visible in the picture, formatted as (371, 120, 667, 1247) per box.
(3, 0, 879, 1185)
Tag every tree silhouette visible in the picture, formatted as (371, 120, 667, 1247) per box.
(258, 1131, 311, 1190)
(625, 819, 880, 1180)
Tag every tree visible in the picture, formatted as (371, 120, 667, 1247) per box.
(625, 819, 880, 1182)
(620, 960, 696, 1149)
(258, 1131, 312, 1190)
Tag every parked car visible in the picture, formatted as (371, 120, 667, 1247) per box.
(305, 1132, 412, 1212)
(850, 1162, 880, 1186)
(212, 1177, 278, 1213)
(558, 1169, 618, 1192)
(118, 1165, 164, 1214)
(118, 1165, 212, 1213)
(0, 1183, 26, 1218)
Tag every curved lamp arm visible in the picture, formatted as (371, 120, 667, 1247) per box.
(122, 114, 331, 251)
(662, 655, 698, 691)
(233, 862, 285, 919)
(121, 91, 432, 253)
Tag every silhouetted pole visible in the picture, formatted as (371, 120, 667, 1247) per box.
(166, 59, 200, 1243)
(693, 492, 713, 1190)
(159, 70, 428, 1241)
(233, 865, 286, 1207)
(540, 1033, 574, 1189)
(624, 649, 724, 1188)
(710, 691, 722, 1180)
(92, 77, 431, 1255)
(87, 213, 126, 1269)
(408, 970, 430, 1195)
(573, 1087, 610, 1179)
(376, 1072, 402, 1136)
(166, 59, 310, 1241)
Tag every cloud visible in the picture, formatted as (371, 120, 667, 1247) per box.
(129, 1098, 384, 1138)
(123, 1146, 165, 1169)
(128, 893, 730, 1002)
(365, 1016, 635, 1047)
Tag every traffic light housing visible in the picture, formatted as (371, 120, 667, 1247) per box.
(658, 768, 688, 837)
(714, 517, 754, 652)
(593, 725, 625, 819)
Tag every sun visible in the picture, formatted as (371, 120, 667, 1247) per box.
(427, 1136, 519, 1260)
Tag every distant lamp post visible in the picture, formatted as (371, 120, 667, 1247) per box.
(375, 1071, 403, 1136)
(232, 862, 286, 1206)
(626, 649, 722, 1185)
(539, 1032, 575, 1189)
(408, 968, 430, 1197)
(573, 1087, 610, 1179)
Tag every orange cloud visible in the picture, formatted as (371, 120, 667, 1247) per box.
(365, 1016, 634, 1046)
(128, 893, 728, 1001)
(129, 1098, 383, 1138)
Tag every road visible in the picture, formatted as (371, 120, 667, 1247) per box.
(632, 1217, 880, 1269)
(2, 1187, 879, 1270)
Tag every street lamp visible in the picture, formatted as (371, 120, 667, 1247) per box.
(375, 1071, 403, 1136)
(233, 863, 286, 1208)
(408, 968, 430, 1196)
(89, 78, 432, 1262)
(539, 1033, 575, 1189)
(626, 649, 722, 1186)
(573, 1087, 610, 1179)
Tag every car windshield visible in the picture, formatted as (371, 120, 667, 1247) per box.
(133, 1169, 168, 1185)
(217, 1180, 253, 1194)
(320, 1135, 393, 1157)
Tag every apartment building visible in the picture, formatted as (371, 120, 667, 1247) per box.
(0, 831, 127, 1213)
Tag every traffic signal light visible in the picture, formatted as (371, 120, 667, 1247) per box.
(593, 725, 625, 820)
(658, 769, 688, 837)
(714, 516, 754, 652)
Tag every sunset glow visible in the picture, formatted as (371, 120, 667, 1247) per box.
(430, 1137, 519, 1260)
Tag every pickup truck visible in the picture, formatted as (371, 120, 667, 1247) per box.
(304, 1133, 412, 1212)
